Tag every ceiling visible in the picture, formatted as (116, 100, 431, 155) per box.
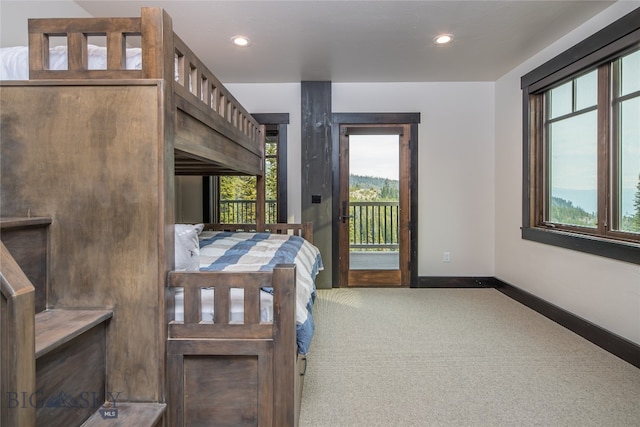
(75, 0, 616, 83)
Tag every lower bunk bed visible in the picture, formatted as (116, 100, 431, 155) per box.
(167, 223, 322, 426)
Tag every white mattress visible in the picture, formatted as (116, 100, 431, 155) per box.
(174, 287, 274, 323)
(0, 45, 142, 80)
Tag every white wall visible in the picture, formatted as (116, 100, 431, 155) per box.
(333, 83, 495, 277)
(495, 1, 640, 345)
(229, 82, 497, 278)
(226, 83, 303, 224)
(0, 1, 91, 47)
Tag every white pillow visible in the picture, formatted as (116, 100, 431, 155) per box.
(174, 223, 204, 271)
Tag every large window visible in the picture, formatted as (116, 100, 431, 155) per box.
(521, 9, 640, 264)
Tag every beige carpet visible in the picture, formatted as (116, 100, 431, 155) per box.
(299, 288, 640, 426)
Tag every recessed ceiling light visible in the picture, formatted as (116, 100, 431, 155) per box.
(231, 35, 251, 47)
(433, 34, 454, 45)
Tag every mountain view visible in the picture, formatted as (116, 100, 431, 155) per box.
(553, 188, 636, 217)
(349, 174, 399, 201)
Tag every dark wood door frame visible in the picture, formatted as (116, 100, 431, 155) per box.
(331, 113, 420, 287)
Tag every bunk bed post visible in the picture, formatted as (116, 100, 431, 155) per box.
(140, 7, 174, 80)
(27, 25, 47, 76)
(256, 124, 266, 229)
(142, 6, 176, 408)
(272, 264, 297, 426)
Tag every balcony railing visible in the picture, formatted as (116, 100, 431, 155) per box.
(349, 201, 399, 251)
(219, 200, 277, 224)
(219, 200, 399, 251)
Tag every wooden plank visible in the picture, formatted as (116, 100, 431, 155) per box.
(295, 354, 308, 426)
(272, 265, 297, 427)
(166, 338, 274, 427)
(169, 271, 272, 289)
(0, 241, 36, 427)
(28, 17, 141, 34)
(174, 109, 262, 176)
(348, 269, 402, 286)
(36, 324, 107, 427)
(1, 218, 50, 312)
(184, 356, 259, 426)
(0, 217, 52, 229)
(81, 403, 166, 427)
(168, 323, 273, 340)
(201, 223, 313, 241)
(35, 309, 113, 358)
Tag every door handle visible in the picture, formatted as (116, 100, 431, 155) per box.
(341, 201, 353, 223)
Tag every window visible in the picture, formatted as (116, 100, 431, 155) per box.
(217, 115, 289, 224)
(521, 8, 640, 264)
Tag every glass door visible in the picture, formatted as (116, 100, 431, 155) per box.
(338, 124, 411, 287)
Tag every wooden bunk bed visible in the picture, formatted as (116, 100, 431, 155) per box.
(0, 7, 315, 427)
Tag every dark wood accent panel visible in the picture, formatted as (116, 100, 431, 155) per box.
(35, 324, 107, 427)
(0, 217, 51, 312)
(301, 81, 332, 289)
(494, 278, 640, 369)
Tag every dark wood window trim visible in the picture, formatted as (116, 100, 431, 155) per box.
(521, 8, 640, 265)
(253, 113, 289, 223)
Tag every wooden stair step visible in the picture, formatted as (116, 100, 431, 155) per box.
(0, 216, 52, 229)
(1, 216, 52, 313)
(35, 309, 113, 358)
(81, 403, 166, 427)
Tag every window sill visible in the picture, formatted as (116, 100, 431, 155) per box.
(521, 226, 640, 265)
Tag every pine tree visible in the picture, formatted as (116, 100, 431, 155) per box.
(632, 174, 640, 232)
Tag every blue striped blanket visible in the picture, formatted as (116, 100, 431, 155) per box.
(198, 231, 323, 355)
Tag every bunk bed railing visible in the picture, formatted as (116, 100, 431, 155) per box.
(25, 7, 262, 155)
(203, 222, 314, 242)
(167, 265, 296, 340)
(0, 242, 36, 427)
(172, 34, 262, 156)
(28, 16, 143, 80)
